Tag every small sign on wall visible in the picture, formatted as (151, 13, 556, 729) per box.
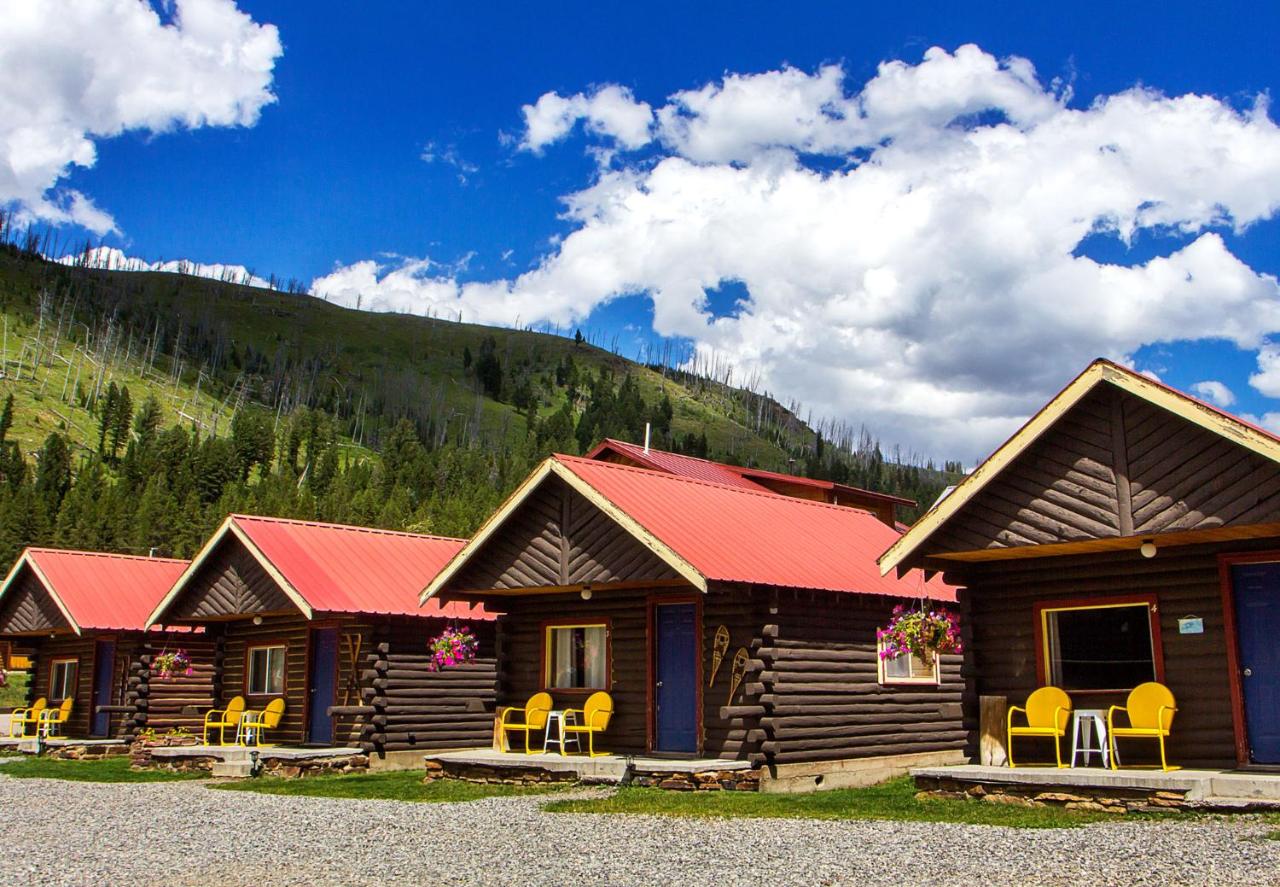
(1177, 616, 1204, 635)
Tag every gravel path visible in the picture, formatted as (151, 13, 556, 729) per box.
(0, 775, 1276, 886)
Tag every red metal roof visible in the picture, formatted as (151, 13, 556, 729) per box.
(587, 438, 915, 508)
(586, 439, 770, 491)
(555, 456, 954, 601)
(12, 549, 189, 632)
(230, 515, 493, 620)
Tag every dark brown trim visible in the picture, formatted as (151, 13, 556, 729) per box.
(538, 617, 613, 696)
(1216, 550, 1280, 766)
(1032, 592, 1164, 691)
(645, 592, 704, 756)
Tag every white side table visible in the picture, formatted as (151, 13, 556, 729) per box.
(543, 710, 580, 755)
(1070, 708, 1110, 768)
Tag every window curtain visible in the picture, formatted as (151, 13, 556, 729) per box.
(582, 626, 606, 688)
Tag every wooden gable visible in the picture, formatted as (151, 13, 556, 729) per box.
(930, 382, 1280, 556)
(446, 475, 679, 592)
(0, 566, 69, 635)
(167, 536, 297, 619)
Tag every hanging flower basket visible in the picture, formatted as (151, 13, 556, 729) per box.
(427, 626, 478, 671)
(878, 605, 962, 666)
(153, 650, 193, 680)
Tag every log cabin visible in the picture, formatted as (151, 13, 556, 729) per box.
(0, 549, 195, 740)
(881, 359, 1280, 769)
(422, 453, 965, 787)
(145, 515, 495, 760)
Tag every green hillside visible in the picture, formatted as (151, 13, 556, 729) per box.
(0, 241, 960, 564)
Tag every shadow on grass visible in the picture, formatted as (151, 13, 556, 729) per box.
(543, 777, 1186, 829)
(211, 770, 561, 803)
(0, 755, 202, 783)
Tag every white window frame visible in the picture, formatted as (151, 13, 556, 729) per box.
(49, 657, 79, 701)
(876, 639, 940, 686)
(246, 645, 286, 696)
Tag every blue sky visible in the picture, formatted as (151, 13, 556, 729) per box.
(6, 1, 1280, 461)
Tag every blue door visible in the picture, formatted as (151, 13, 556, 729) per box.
(1233, 564, 1280, 764)
(654, 603, 698, 754)
(91, 640, 115, 737)
(307, 628, 339, 745)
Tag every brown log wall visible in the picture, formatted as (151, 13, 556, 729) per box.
(120, 635, 219, 738)
(23, 633, 144, 738)
(217, 614, 319, 744)
(758, 589, 966, 765)
(946, 537, 1280, 769)
(353, 619, 498, 755)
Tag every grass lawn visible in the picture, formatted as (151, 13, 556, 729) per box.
(0, 755, 203, 783)
(212, 769, 559, 803)
(0, 671, 30, 709)
(543, 777, 1176, 829)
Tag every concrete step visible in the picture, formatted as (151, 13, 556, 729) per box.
(1209, 774, 1280, 801)
(211, 761, 254, 778)
(1197, 795, 1280, 812)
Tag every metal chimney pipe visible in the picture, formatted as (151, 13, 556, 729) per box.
(644, 422, 651, 454)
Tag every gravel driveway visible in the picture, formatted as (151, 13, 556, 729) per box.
(0, 775, 1276, 886)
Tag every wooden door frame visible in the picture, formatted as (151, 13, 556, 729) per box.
(1217, 550, 1280, 766)
(645, 592, 704, 756)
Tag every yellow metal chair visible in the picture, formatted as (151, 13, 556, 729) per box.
(562, 691, 614, 757)
(38, 698, 73, 738)
(1007, 686, 1072, 768)
(499, 692, 553, 754)
(239, 698, 286, 747)
(1108, 681, 1178, 771)
(9, 697, 48, 737)
(202, 695, 247, 746)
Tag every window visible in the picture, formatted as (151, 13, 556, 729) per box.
(877, 639, 940, 685)
(1038, 598, 1159, 692)
(247, 645, 286, 695)
(544, 623, 608, 690)
(50, 658, 78, 701)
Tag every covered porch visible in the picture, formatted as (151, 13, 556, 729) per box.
(913, 763, 1280, 812)
(423, 747, 760, 790)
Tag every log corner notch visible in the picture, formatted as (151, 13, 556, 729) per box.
(123, 637, 219, 739)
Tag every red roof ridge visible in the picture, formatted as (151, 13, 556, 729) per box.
(229, 514, 465, 543)
(554, 454, 886, 522)
(25, 547, 187, 564)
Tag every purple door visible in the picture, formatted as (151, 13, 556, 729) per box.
(654, 603, 698, 754)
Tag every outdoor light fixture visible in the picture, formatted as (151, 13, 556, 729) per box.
(1140, 540, 1158, 559)
(580, 586, 593, 600)
(252, 615, 264, 625)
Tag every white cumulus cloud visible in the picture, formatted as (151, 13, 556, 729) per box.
(320, 45, 1280, 459)
(520, 85, 654, 152)
(1191, 380, 1236, 407)
(0, 0, 282, 233)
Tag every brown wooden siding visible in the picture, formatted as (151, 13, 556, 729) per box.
(943, 538, 1280, 769)
(757, 589, 966, 765)
(0, 567, 69, 634)
(931, 383, 1280, 556)
(24, 633, 143, 738)
(123, 635, 219, 738)
(216, 614, 317, 744)
(169, 538, 295, 620)
(450, 477, 678, 591)
(356, 619, 498, 754)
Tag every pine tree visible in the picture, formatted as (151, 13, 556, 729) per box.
(108, 384, 133, 459)
(0, 394, 13, 445)
(98, 382, 118, 452)
(33, 433, 72, 515)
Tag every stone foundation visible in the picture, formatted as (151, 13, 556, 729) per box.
(258, 754, 369, 778)
(130, 735, 201, 769)
(44, 742, 131, 760)
(423, 757, 761, 791)
(914, 774, 1191, 813)
(630, 768, 761, 791)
